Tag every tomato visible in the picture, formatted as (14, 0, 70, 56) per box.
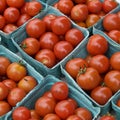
(76, 21, 87, 28)
(3, 24, 18, 34)
(66, 115, 82, 120)
(55, 100, 75, 119)
(35, 49, 56, 68)
(0, 101, 11, 116)
(0, 0, 7, 13)
(20, 37, 40, 56)
(12, 106, 31, 120)
(86, 34, 108, 55)
(30, 109, 41, 119)
(107, 30, 120, 43)
(98, 11, 106, 18)
(110, 51, 120, 70)
(70, 4, 88, 22)
(102, 0, 118, 13)
(99, 114, 116, 120)
(0, 56, 11, 76)
(35, 96, 56, 117)
(65, 58, 88, 79)
(87, 0, 102, 14)
(54, 41, 73, 60)
(20, 2, 28, 14)
(89, 54, 110, 74)
(39, 32, 59, 50)
(51, 16, 71, 35)
(76, 67, 101, 90)
(17, 14, 31, 27)
(26, 1, 43, 17)
(73, 0, 86, 4)
(104, 70, 120, 93)
(43, 113, 61, 120)
(18, 76, 37, 93)
(51, 81, 69, 100)
(116, 99, 120, 107)
(65, 28, 84, 47)
(6, 0, 25, 8)
(26, 18, 46, 38)
(0, 15, 6, 30)
(103, 14, 120, 32)
(67, 98, 78, 109)
(4, 7, 20, 23)
(0, 82, 9, 100)
(7, 62, 27, 82)
(7, 87, 26, 106)
(74, 107, 92, 120)
(57, 0, 74, 15)
(90, 86, 113, 105)
(42, 14, 57, 31)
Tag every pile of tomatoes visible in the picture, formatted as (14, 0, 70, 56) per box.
(65, 33, 120, 106)
(52, 0, 118, 28)
(0, 0, 43, 34)
(0, 56, 38, 116)
(11, 81, 93, 120)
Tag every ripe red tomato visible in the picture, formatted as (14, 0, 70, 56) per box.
(51, 81, 69, 100)
(43, 113, 61, 120)
(0, 15, 6, 30)
(26, 18, 46, 38)
(73, 0, 86, 4)
(55, 100, 75, 119)
(4, 7, 20, 23)
(76, 67, 101, 90)
(39, 32, 59, 50)
(12, 106, 31, 120)
(54, 41, 73, 60)
(0, 0, 7, 13)
(90, 86, 113, 105)
(7, 87, 26, 106)
(65, 58, 88, 79)
(66, 115, 82, 120)
(43, 91, 56, 101)
(20, 37, 40, 56)
(35, 49, 56, 68)
(35, 96, 56, 117)
(86, 34, 108, 55)
(74, 107, 92, 120)
(99, 114, 116, 120)
(65, 28, 84, 47)
(104, 70, 120, 93)
(30, 109, 41, 119)
(67, 98, 78, 109)
(0, 101, 11, 116)
(70, 4, 88, 22)
(7, 62, 27, 82)
(20, 2, 28, 14)
(116, 99, 120, 107)
(51, 16, 71, 35)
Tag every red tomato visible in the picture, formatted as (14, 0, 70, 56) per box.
(67, 98, 78, 109)
(0, 101, 11, 116)
(74, 107, 92, 120)
(20, 2, 29, 14)
(65, 58, 88, 79)
(73, 0, 86, 4)
(110, 51, 120, 71)
(39, 32, 59, 50)
(30, 109, 41, 119)
(6, 0, 25, 8)
(54, 41, 73, 60)
(65, 28, 84, 47)
(0, 0, 7, 13)
(116, 99, 120, 107)
(7, 87, 26, 107)
(66, 115, 82, 120)
(99, 114, 116, 120)
(7, 62, 27, 82)
(87, 34, 108, 55)
(104, 70, 120, 93)
(57, 0, 74, 15)
(35, 96, 56, 117)
(4, 7, 20, 23)
(43, 113, 61, 120)
(35, 49, 56, 68)
(70, 4, 88, 22)
(51, 16, 71, 35)
(55, 100, 75, 119)
(90, 86, 113, 105)
(26, 1, 43, 17)
(12, 106, 31, 120)
(26, 18, 46, 38)
(0, 15, 6, 30)
(20, 37, 40, 56)
(51, 81, 69, 100)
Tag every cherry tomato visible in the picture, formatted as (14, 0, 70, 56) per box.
(0, 0, 7, 13)
(66, 115, 82, 120)
(20, 37, 40, 56)
(35, 49, 56, 68)
(90, 86, 113, 105)
(104, 70, 120, 93)
(87, 34, 108, 55)
(54, 41, 73, 60)
(0, 15, 6, 30)
(65, 28, 84, 47)
(51, 16, 71, 35)
(43, 113, 61, 120)
(99, 114, 116, 120)
(26, 18, 46, 38)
